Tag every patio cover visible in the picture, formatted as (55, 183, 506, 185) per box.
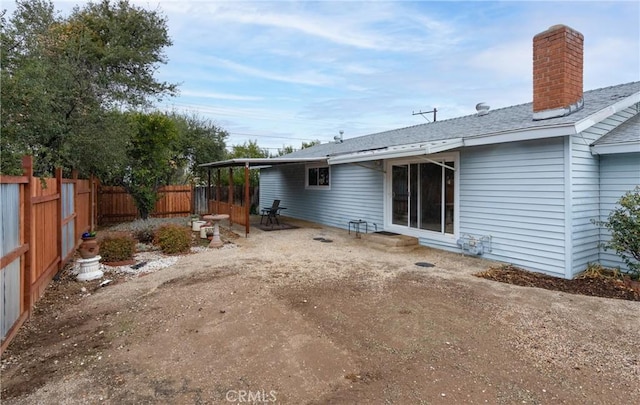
(326, 138, 463, 165)
(199, 157, 327, 169)
(198, 157, 327, 236)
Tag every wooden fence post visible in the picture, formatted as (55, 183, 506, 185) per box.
(92, 177, 99, 229)
(22, 156, 33, 316)
(72, 170, 79, 240)
(55, 168, 63, 271)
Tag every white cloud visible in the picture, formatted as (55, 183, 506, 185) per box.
(180, 90, 263, 101)
(467, 40, 531, 81)
(207, 57, 339, 87)
(5, 0, 637, 151)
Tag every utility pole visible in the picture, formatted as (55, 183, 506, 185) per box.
(412, 108, 437, 122)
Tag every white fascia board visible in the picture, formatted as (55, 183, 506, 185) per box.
(463, 125, 576, 147)
(327, 139, 463, 165)
(200, 157, 326, 168)
(590, 142, 640, 155)
(575, 92, 640, 134)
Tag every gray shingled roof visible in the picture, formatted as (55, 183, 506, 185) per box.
(592, 114, 640, 145)
(286, 82, 640, 159)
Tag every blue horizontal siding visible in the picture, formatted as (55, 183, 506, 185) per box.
(570, 125, 600, 276)
(599, 153, 640, 271)
(260, 162, 384, 231)
(458, 137, 567, 277)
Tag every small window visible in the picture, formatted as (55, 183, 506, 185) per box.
(306, 165, 330, 189)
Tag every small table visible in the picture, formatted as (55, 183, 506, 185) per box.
(203, 214, 229, 248)
(348, 220, 368, 238)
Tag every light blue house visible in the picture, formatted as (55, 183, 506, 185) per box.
(256, 25, 640, 279)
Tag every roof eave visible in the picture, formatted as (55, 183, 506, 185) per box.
(199, 157, 327, 168)
(575, 91, 640, 133)
(463, 124, 577, 147)
(591, 142, 640, 155)
(327, 139, 463, 165)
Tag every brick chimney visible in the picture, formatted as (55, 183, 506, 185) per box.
(533, 24, 584, 120)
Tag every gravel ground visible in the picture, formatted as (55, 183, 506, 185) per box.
(1, 216, 638, 404)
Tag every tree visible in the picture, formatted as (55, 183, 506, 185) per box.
(1, 0, 176, 176)
(272, 140, 319, 157)
(168, 112, 228, 184)
(227, 140, 268, 186)
(273, 145, 295, 157)
(596, 187, 640, 278)
(301, 140, 320, 149)
(121, 112, 179, 219)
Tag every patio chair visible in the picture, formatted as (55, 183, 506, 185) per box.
(260, 199, 283, 227)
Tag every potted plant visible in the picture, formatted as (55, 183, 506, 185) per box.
(78, 231, 99, 259)
(189, 214, 200, 226)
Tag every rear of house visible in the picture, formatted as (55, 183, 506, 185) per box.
(258, 25, 640, 279)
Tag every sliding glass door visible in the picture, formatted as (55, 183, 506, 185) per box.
(392, 165, 408, 226)
(390, 160, 455, 235)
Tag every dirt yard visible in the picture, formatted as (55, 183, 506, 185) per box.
(2, 218, 639, 404)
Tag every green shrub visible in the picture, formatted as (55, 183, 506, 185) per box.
(100, 235, 136, 262)
(154, 224, 191, 254)
(595, 186, 640, 278)
(131, 222, 156, 244)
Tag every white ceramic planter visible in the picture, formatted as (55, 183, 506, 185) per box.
(76, 256, 103, 281)
(200, 226, 214, 239)
(192, 220, 206, 231)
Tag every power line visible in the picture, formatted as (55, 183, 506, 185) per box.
(159, 100, 348, 128)
(227, 132, 321, 142)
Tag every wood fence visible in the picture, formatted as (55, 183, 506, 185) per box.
(0, 157, 262, 352)
(1, 157, 97, 354)
(98, 185, 192, 225)
(194, 185, 259, 215)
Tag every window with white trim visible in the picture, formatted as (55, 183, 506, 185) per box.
(306, 165, 330, 189)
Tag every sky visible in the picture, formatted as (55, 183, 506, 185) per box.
(4, 1, 640, 153)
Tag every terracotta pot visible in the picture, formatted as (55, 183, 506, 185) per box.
(78, 237, 100, 259)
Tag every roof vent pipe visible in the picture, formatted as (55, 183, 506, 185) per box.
(334, 130, 344, 143)
(476, 102, 490, 116)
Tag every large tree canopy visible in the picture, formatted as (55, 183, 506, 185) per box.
(168, 112, 229, 185)
(1, 0, 177, 176)
(121, 112, 178, 220)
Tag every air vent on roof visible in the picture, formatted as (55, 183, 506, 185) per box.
(334, 130, 344, 143)
(476, 102, 490, 116)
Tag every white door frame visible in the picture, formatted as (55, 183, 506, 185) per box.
(383, 152, 460, 244)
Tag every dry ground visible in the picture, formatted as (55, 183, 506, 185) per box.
(1, 218, 639, 404)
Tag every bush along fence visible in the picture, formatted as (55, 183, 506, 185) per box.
(0, 157, 259, 352)
(98, 184, 192, 225)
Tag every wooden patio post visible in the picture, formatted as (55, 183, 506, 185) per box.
(244, 162, 250, 237)
(216, 169, 221, 215)
(207, 168, 211, 205)
(22, 156, 33, 317)
(228, 167, 234, 227)
(55, 168, 63, 271)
